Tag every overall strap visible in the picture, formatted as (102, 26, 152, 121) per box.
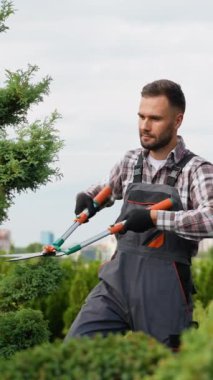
(133, 153, 143, 183)
(166, 153, 196, 187)
(133, 152, 196, 185)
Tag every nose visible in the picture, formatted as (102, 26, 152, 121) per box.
(139, 117, 151, 132)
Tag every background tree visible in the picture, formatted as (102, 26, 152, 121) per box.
(0, 0, 14, 33)
(0, 0, 63, 222)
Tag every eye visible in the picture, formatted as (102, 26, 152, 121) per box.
(151, 116, 162, 121)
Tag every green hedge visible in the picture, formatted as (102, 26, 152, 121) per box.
(0, 332, 170, 380)
(0, 303, 212, 380)
(0, 308, 49, 358)
(0, 253, 212, 364)
(0, 258, 63, 312)
(0, 258, 64, 357)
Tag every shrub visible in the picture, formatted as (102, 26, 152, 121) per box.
(0, 259, 63, 356)
(0, 257, 99, 345)
(30, 258, 78, 340)
(0, 258, 63, 312)
(0, 308, 49, 358)
(0, 253, 11, 278)
(0, 332, 170, 379)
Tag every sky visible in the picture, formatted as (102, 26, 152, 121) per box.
(1, 0, 213, 247)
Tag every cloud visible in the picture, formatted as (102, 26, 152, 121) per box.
(14, 0, 212, 24)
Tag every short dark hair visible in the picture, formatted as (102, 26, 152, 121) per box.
(141, 79, 186, 113)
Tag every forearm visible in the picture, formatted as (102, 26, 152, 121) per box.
(86, 183, 106, 198)
(154, 161, 213, 240)
(156, 208, 213, 240)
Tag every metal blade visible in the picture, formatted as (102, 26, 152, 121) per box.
(8, 252, 45, 261)
(7, 251, 65, 261)
(0, 252, 42, 258)
(0, 254, 23, 258)
(0, 250, 65, 261)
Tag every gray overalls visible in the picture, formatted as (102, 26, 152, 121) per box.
(66, 153, 196, 349)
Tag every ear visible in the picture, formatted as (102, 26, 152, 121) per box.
(175, 113, 184, 130)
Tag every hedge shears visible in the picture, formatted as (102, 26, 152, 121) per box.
(0, 190, 173, 261)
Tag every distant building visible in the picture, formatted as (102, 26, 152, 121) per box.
(0, 229, 11, 252)
(81, 246, 97, 261)
(80, 236, 116, 262)
(40, 231, 54, 245)
(94, 236, 117, 261)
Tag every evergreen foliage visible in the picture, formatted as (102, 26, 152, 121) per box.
(0, 77, 63, 221)
(0, 308, 49, 358)
(0, 332, 171, 379)
(0, 252, 212, 377)
(0, 302, 212, 379)
(0, 1, 63, 222)
(0, 0, 14, 33)
(0, 259, 64, 357)
(0, 303, 212, 379)
(28, 258, 77, 341)
(0, 259, 63, 312)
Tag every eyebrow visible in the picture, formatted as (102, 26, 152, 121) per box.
(137, 112, 163, 120)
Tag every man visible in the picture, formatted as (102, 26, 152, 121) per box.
(65, 79, 213, 350)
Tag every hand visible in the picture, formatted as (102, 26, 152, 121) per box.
(122, 209, 155, 233)
(75, 193, 97, 217)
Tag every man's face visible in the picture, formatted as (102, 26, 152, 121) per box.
(138, 95, 183, 152)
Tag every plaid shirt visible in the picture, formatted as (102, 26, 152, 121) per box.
(87, 136, 213, 242)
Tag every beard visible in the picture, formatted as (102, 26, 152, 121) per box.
(140, 124, 175, 151)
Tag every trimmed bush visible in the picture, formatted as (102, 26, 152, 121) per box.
(0, 332, 170, 379)
(0, 258, 63, 312)
(0, 259, 63, 357)
(30, 258, 78, 340)
(0, 308, 49, 358)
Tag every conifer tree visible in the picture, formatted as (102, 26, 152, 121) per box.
(0, 0, 63, 222)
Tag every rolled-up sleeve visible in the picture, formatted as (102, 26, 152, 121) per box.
(157, 162, 213, 240)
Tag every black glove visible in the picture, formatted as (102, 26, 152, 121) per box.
(75, 193, 96, 218)
(122, 209, 154, 233)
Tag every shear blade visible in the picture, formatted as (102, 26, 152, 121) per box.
(0, 251, 64, 261)
(0, 254, 22, 258)
(0, 252, 44, 261)
(10, 252, 65, 261)
(8, 253, 45, 261)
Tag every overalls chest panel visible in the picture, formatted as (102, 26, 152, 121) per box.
(116, 182, 183, 250)
(115, 153, 196, 264)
